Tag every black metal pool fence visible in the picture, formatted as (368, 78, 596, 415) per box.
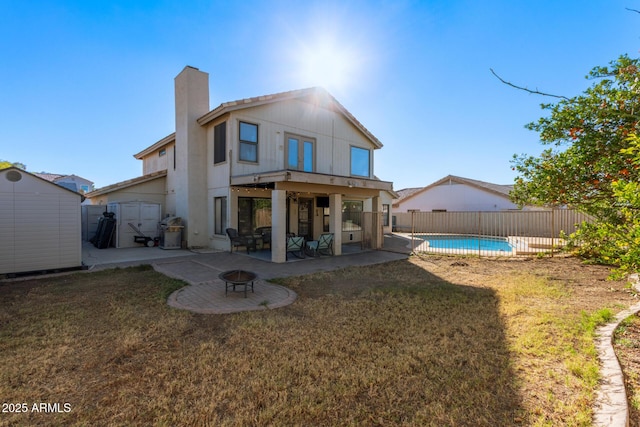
(391, 209, 593, 256)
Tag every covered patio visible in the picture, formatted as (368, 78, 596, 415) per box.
(229, 170, 394, 263)
(231, 241, 367, 263)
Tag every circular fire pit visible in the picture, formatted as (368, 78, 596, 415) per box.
(219, 270, 257, 298)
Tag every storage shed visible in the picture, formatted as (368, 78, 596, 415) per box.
(107, 201, 161, 248)
(0, 167, 82, 275)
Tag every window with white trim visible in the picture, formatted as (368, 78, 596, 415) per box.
(350, 146, 370, 177)
(286, 133, 315, 172)
(214, 197, 227, 235)
(214, 122, 226, 164)
(239, 121, 258, 162)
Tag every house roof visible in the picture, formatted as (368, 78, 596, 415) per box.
(133, 133, 176, 160)
(85, 170, 167, 198)
(134, 87, 382, 158)
(394, 175, 514, 207)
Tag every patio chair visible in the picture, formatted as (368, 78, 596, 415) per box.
(226, 228, 254, 254)
(286, 236, 305, 260)
(317, 233, 334, 256)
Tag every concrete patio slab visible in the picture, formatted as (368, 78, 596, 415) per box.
(82, 237, 409, 316)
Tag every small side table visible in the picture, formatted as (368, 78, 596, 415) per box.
(305, 240, 319, 257)
(252, 234, 264, 251)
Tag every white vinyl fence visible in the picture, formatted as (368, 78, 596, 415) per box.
(392, 209, 592, 256)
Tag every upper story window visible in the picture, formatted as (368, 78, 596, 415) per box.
(286, 133, 315, 172)
(159, 148, 166, 157)
(239, 121, 258, 162)
(350, 146, 370, 177)
(214, 122, 226, 164)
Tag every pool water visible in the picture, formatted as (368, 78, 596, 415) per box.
(420, 235, 513, 252)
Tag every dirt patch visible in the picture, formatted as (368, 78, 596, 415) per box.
(614, 313, 640, 426)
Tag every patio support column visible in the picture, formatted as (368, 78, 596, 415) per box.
(329, 193, 342, 256)
(372, 195, 382, 249)
(271, 189, 287, 263)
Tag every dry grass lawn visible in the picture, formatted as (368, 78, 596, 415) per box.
(0, 256, 637, 426)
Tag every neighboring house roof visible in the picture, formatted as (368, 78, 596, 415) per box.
(32, 172, 64, 182)
(32, 173, 94, 191)
(85, 170, 167, 198)
(134, 87, 382, 158)
(394, 175, 514, 207)
(54, 174, 93, 183)
(393, 187, 424, 205)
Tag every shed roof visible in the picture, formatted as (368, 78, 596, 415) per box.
(0, 167, 83, 198)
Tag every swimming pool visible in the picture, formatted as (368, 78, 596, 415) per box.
(418, 235, 514, 252)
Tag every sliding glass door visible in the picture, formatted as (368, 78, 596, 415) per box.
(238, 197, 271, 236)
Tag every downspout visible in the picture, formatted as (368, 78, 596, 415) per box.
(331, 119, 335, 174)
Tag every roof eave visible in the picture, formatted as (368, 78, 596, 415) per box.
(85, 170, 167, 198)
(396, 175, 513, 206)
(197, 87, 383, 149)
(133, 133, 176, 160)
(230, 170, 393, 193)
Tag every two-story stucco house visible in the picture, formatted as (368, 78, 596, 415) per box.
(87, 66, 395, 262)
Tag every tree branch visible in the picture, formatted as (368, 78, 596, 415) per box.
(490, 68, 570, 100)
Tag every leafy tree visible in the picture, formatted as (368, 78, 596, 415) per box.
(510, 55, 640, 276)
(0, 160, 26, 170)
(512, 56, 640, 222)
(511, 55, 640, 222)
(566, 135, 640, 278)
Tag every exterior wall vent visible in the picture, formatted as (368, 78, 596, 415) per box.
(6, 170, 22, 182)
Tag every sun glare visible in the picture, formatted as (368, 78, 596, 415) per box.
(296, 38, 357, 91)
(282, 18, 374, 95)
(275, 5, 380, 95)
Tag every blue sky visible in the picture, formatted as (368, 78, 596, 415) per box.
(1, 1, 638, 191)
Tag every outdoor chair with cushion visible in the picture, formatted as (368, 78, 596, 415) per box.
(286, 236, 305, 260)
(226, 228, 255, 254)
(317, 233, 334, 256)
